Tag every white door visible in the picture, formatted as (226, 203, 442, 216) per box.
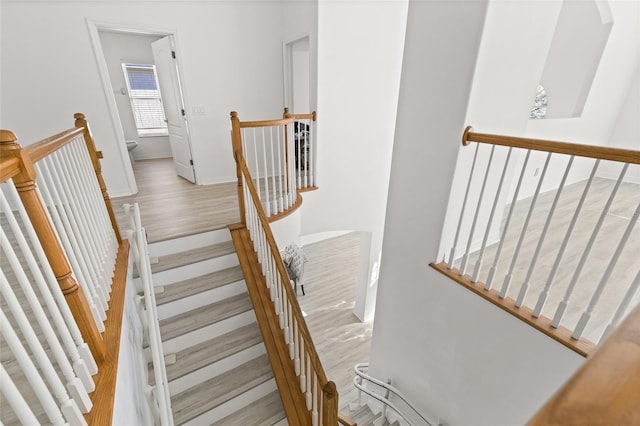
(151, 36, 196, 183)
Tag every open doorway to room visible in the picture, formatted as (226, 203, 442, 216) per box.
(89, 22, 196, 195)
(284, 35, 311, 114)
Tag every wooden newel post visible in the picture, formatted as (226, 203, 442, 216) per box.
(230, 111, 246, 225)
(321, 381, 338, 425)
(74, 113, 122, 244)
(0, 130, 107, 362)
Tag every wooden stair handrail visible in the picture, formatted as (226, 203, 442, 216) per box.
(528, 303, 640, 425)
(462, 126, 640, 165)
(283, 107, 317, 122)
(235, 152, 339, 424)
(0, 129, 107, 362)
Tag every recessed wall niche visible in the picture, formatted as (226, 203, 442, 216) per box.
(538, 0, 613, 119)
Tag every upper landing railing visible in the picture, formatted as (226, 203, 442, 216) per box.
(230, 108, 317, 221)
(0, 114, 128, 425)
(432, 127, 640, 355)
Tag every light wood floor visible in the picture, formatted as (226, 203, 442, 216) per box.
(111, 158, 239, 243)
(110, 158, 371, 409)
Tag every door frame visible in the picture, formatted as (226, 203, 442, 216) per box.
(283, 34, 311, 112)
(86, 19, 196, 193)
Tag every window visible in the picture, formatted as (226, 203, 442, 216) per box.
(122, 63, 168, 136)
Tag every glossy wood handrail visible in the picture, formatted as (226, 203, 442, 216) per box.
(528, 304, 640, 425)
(23, 127, 85, 163)
(0, 129, 107, 362)
(283, 107, 317, 122)
(236, 153, 339, 424)
(430, 262, 596, 357)
(463, 126, 640, 165)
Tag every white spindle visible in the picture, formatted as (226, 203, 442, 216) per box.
(306, 353, 312, 410)
(473, 147, 512, 284)
(0, 309, 83, 426)
(300, 340, 306, 392)
(47, 153, 109, 309)
(252, 129, 263, 204)
(603, 269, 640, 339)
(276, 125, 285, 212)
(269, 127, 279, 214)
(288, 124, 296, 205)
(261, 128, 272, 216)
(0, 187, 95, 391)
(0, 364, 40, 425)
(572, 201, 640, 340)
(515, 155, 574, 307)
(448, 143, 480, 269)
(486, 150, 531, 290)
(460, 145, 495, 275)
(533, 160, 598, 317)
(552, 164, 629, 328)
(52, 150, 108, 291)
(312, 374, 318, 426)
(289, 304, 295, 359)
(309, 119, 315, 187)
(0, 267, 91, 413)
(499, 152, 552, 299)
(36, 160, 108, 322)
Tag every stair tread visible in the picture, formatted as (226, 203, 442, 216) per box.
(171, 353, 273, 425)
(159, 292, 252, 341)
(155, 265, 244, 305)
(211, 390, 286, 426)
(154, 322, 262, 383)
(151, 240, 235, 274)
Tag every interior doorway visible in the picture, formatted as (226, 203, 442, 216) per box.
(284, 36, 311, 113)
(88, 22, 196, 194)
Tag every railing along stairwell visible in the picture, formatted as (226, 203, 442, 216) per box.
(0, 114, 130, 424)
(431, 127, 640, 422)
(228, 111, 355, 426)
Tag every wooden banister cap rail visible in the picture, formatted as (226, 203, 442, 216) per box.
(528, 304, 640, 425)
(462, 125, 640, 165)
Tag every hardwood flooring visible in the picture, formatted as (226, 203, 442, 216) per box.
(111, 158, 239, 243)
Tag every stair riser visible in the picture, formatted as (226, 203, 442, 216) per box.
(162, 310, 256, 354)
(152, 253, 239, 287)
(183, 378, 278, 426)
(169, 343, 266, 396)
(156, 279, 247, 320)
(148, 228, 231, 258)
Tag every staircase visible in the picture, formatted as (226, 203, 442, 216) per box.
(144, 227, 286, 425)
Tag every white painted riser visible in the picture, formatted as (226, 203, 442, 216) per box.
(151, 253, 239, 287)
(148, 229, 232, 258)
(161, 310, 256, 355)
(184, 378, 278, 426)
(156, 279, 247, 320)
(169, 343, 266, 396)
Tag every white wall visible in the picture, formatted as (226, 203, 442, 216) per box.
(98, 31, 172, 160)
(300, 0, 409, 321)
(369, 1, 584, 424)
(0, 2, 285, 196)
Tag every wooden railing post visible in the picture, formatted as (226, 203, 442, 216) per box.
(0, 130, 107, 362)
(321, 380, 338, 425)
(74, 113, 122, 243)
(230, 111, 246, 225)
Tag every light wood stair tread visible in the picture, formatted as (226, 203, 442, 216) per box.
(211, 390, 286, 426)
(159, 292, 252, 341)
(150, 240, 236, 274)
(151, 322, 262, 383)
(171, 353, 273, 425)
(154, 265, 244, 305)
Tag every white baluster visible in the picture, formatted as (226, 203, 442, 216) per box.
(0, 309, 83, 425)
(289, 304, 295, 359)
(288, 123, 296, 205)
(252, 129, 263, 204)
(312, 375, 318, 426)
(293, 319, 299, 366)
(0, 188, 95, 391)
(460, 145, 495, 276)
(35, 162, 107, 322)
(276, 125, 285, 212)
(300, 341, 307, 392)
(473, 147, 512, 283)
(269, 126, 279, 213)
(552, 164, 629, 328)
(306, 353, 312, 410)
(486, 150, 530, 290)
(0, 364, 40, 425)
(602, 269, 640, 339)
(448, 143, 479, 269)
(261, 127, 272, 217)
(500, 152, 552, 299)
(534, 160, 598, 317)
(516, 155, 574, 307)
(572, 202, 640, 340)
(309, 118, 315, 187)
